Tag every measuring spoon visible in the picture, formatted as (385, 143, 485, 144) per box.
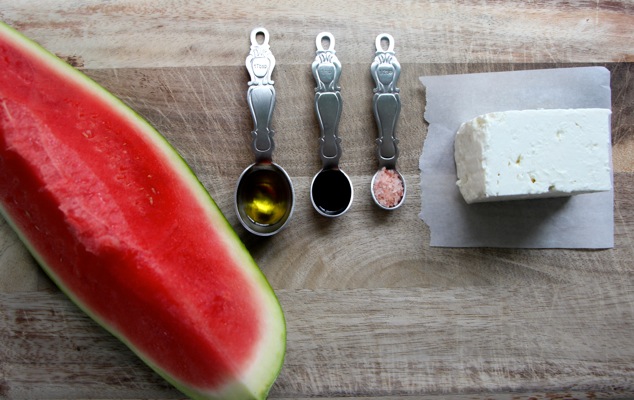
(370, 33, 406, 210)
(235, 28, 294, 235)
(310, 32, 353, 217)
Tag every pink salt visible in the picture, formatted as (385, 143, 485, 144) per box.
(373, 167, 404, 208)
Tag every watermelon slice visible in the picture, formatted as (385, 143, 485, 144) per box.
(0, 21, 285, 399)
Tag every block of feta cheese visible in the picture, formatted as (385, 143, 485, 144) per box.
(454, 108, 612, 204)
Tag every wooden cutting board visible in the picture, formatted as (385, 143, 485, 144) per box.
(1, 1, 634, 399)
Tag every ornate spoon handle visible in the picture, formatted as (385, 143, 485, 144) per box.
(312, 32, 343, 170)
(371, 33, 401, 170)
(246, 27, 276, 163)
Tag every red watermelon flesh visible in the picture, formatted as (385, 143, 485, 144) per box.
(0, 21, 285, 399)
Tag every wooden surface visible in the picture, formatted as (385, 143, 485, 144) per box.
(1, 1, 634, 399)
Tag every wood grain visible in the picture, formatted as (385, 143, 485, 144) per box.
(1, 1, 634, 399)
(2, 285, 634, 398)
(2, 0, 633, 68)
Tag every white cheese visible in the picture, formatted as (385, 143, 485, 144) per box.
(454, 108, 612, 204)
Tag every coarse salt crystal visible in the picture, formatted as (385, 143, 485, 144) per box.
(373, 167, 404, 208)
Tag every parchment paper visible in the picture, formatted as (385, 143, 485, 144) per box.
(419, 67, 614, 248)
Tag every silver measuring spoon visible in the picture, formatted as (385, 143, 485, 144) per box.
(235, 28, 294, 235)
(370, 33, 406, 210)
(310, 32, 354, 217)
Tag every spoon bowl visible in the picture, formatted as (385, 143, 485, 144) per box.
(310, 167, 353, 217)
(236, 162, 294, 236)
(370, 167, 406, 210)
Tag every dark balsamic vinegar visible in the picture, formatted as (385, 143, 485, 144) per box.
(311, 169, 352, 216)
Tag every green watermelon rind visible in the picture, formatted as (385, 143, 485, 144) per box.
(0, 20, 285, 400)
